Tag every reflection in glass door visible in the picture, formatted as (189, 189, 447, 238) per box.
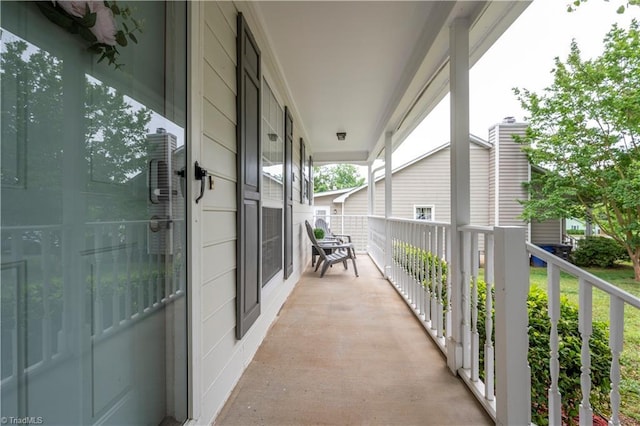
(1, 2, 187, 424)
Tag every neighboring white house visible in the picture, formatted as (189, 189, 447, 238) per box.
(315, 119, 564, 246)
(566, 218, 601, 235)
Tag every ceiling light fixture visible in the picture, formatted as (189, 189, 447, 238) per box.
(336, 132, 346, 141)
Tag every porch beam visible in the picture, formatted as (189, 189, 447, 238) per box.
(384, 131, 393, 278)
(447, 17, 470, 374)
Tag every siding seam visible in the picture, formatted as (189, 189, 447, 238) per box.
(202, 296, 236, 325)
(202, 207, 237, 213)
(203, 237, 236, 249)
(204, 21, 236, 68)
(202, 267, 236, 288)
(203, 54, 236, 96)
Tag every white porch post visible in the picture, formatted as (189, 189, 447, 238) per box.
(447, 18, 470, 373)
(368, 162, 375, 216)
(494, 226, 530, 426)
(384, 131, 393, 278)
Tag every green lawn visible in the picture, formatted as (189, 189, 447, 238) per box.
(529, 263, 640, 422)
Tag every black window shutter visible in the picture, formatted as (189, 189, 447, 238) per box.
(236, 12, 261, 340)
(309, 155, 313, 205)
(300, 140, 305, 203)
(284, 107, 294, 278)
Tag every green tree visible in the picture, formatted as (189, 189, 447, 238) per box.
(514, 20, 640, 280)
(567, 0, 640, 14)
(1, 37, 152, 221)
(313, 164, 365, 193)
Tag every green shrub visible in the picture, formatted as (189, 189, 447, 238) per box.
(566, 228, 585, 235)
(396, 243, 612, 425)
(313, 228, 325, 240)
(477, 281, 611, 425)
(572, 236, 628, 268)
(393, 242, 447, 294)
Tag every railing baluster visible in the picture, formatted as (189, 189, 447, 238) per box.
(430, 227, 438, 332)
(609, 296, 624, 426)
(445, 226, 452, 340)
(407, 222, 411, 299)
(156, 247, 163, 306)
(125, 224, 134, 319)
(547, 263, 562, 426)
(41, 230, 52, 363)
(578, 278, 593, 426)
(462, 230, 471, 369)
(399, 222, 405, 293)
(423, 227, 432, 323)
(137, 225, 145, 315)
(418, 224, 425, 319)
(93, 227, 104, 337)
(471, 232, 479, 382)
(410, 221, 416, 307)
(111, 224, 120, 328)
(484, 232, 494, 402)
(436, 226, 444, 338)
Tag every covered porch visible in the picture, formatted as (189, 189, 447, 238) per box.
(216, 255, 491, 425)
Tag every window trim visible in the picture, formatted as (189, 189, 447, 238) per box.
(413, 204, 435, 221)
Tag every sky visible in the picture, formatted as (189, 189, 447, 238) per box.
(387, 0, 640, 172)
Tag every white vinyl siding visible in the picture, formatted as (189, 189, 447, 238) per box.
(346, 180, 385, 216)
(339, 143, 489, 227)
(488, 126, 497, 226)
(194, 3, 313, 423)
(531, 219, 563, 245)
(493, 124, 529, 229)
(197, 2, 239, 422)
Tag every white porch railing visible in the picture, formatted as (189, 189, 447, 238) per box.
(386, 218, 452, 351)
(362, 216, 640, 426)
(311, 214, 369, 253)
(0, 221, 185, 390)
(527, 243, 640, 426)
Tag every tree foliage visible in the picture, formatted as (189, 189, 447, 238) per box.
(313, 164, 365, 193)
(1, 37, 152, 221)
(567, 0, 640, 14)
(514, 20, 640, 280)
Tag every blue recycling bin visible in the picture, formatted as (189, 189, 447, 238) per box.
(530, 244, 555, 267)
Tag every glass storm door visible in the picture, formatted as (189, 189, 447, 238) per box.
(1, 2, 187, 424)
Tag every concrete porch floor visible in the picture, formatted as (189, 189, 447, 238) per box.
(215, 255, 493, 426)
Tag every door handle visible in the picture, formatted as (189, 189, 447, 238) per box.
(194, 161, 208, 204)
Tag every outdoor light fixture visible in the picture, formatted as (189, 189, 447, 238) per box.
(268, 133, 278, 141)
(336, 132, 346, 141)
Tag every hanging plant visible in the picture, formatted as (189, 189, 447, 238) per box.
(36, 1, 142, 70)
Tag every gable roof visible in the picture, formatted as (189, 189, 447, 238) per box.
(327, 134, 490, 203)
(313, 188, 354, 199)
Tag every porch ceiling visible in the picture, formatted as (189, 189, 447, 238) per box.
(252, 1, 530, 164)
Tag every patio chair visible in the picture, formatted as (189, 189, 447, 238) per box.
(305, 220, 358, 277)
(314, 217, 352, 243)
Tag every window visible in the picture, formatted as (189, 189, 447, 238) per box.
(261, 79, 283, 285)
(414, 205, 434, 221)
